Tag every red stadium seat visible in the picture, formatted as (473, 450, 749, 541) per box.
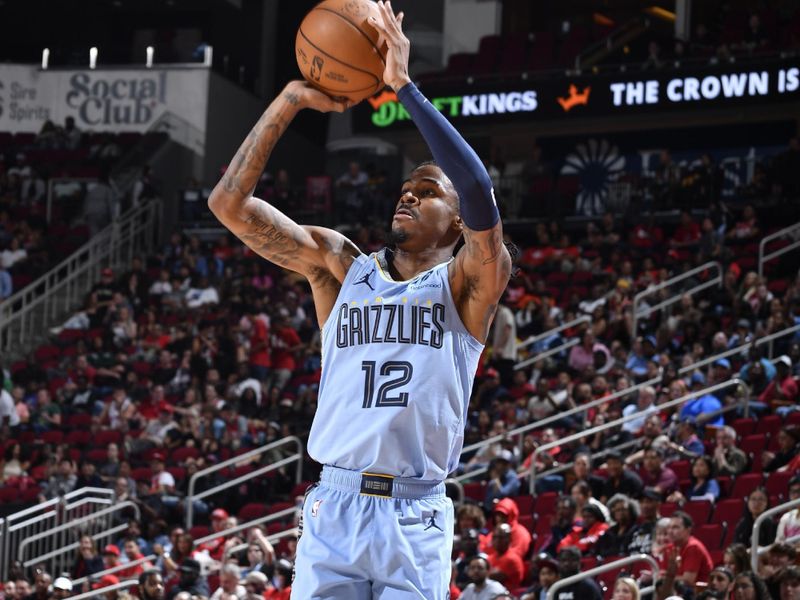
(131, 467, 153, 482)
(65, 413, 92, 429)
(94, 430, 123, 447)
(0, 488, 20, 503)
(533, 492, 558, 518)
(730, 473, 763, 499)
(290, 481, 315, 499)
(754, 415, 781, 436)
(712, 498, 744, 525)
(189, 525, 209, 539)
(684, 500, 712, 525)
(660, 502, 679, 518)
(267, 501, 295, 516)
(740, 434, 767, 456)
(765, 471, 793, 500)
(238, 503, 269, 521)
(171, 447, 201, 464)
(41, 431, 64, 445)
(167, 467, 186, 482)
(65, 430, 92, 446)
(463, 482, 485, 502)
(694, 523, 724, 551)
(85, 449, 108, 464)
(513, 495, 535, 516)
(730, 418, 756, 438)
(668, 460, 691, 481)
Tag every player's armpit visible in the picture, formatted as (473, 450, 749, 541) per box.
(214, 196, 360, 281)
(450, 220, 512, 342)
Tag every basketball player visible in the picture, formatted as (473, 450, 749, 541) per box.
(208, 1, 511, 597)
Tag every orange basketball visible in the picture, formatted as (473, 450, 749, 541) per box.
(296, 0, 388, 103)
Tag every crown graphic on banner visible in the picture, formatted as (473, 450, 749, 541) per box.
(557, 84, 591, 112)
(368, 90, 398, 110)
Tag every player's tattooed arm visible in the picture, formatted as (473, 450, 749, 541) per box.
(450, 221, 511, 342)
(209, 81, 359, 280)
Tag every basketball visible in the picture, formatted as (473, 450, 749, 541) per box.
(295, 0, 388, 103)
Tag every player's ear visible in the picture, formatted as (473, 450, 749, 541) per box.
(452, 214, 463, 232)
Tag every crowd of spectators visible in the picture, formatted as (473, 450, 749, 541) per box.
(0, 150, 798, 600)
(0, 119, 159, 301)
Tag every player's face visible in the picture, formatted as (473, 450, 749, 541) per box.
(391, 164, 460, 247)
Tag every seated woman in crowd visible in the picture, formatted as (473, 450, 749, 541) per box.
(667, 455, 720, 503)
(732, 488, 777, 547)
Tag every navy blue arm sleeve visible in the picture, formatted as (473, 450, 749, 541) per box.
(396, 82, 499, 231)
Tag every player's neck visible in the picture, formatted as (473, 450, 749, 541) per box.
(387, 245, 452, 280)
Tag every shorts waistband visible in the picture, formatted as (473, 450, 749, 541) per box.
(320, 465, 446, 499)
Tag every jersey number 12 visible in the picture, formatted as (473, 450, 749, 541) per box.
(361, 360, 413, 408)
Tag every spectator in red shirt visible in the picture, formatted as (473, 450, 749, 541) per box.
(758, 355, 798, 408)
(268, 314, 303, 394)
(196, 508, 230, 561)
(669, 210, 701, 249)
(486, 523, 525, 591)
(557, 504, 610, 555)
(247, 308, 271, 382)
(479, 497, 531, 558)
(668, 511, 713, 586)
(117, 538, 154, 579)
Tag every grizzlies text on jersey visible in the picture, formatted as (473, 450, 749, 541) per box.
(307, 249, 484, 481)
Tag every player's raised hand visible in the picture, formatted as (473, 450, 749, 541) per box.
(284, 80, 352, 113)
(369, 0, 411, 92)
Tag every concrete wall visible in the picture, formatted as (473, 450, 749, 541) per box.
(442, 0, 502, 59)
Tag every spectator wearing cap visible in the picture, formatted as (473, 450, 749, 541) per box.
(519, 556, 559, 600)
(479, 497, 531, 558)
(679, 372, 723, 427)
(148, 453, 176, 496)
(484, 449, 520, 509)
(628, 488, 662, 555)
(196, 508, 230, 561)
(459, 555, 507, 600)
(50, 577, 72, 600)
(557, 503, 609, 554)
(102, 544, 122, 570)
(553, 547, 602, 600)
(776, 476, 800, 542)
(600, 450, 643, 503)
(92, 575, 129, 600)
(758, 355, 798, 413)
(486, 523, 525, 591)
(713, 426, 748, 476)
(594, 494, 640, 558)
(668, 510, 713, 585)
(166, 558, 208, 600)
(641, 447, 679, 497)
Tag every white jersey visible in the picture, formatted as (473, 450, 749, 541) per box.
(307, 250, 484, 481)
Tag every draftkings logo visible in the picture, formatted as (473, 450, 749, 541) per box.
(367, 88, 538, 127)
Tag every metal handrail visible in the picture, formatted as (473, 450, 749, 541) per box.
(632, 261, 723, 336)
(758, 221, 800, 277)
(547, 554, 660, 600)
(751, 497, 800, 572)
(516, 315, 591, 350)
(19, 501, 140, 566)
(515, 338, 581, 371)
(72, 554, 157, 588)
(533, 437, 641, 481)
(68, 580, 139, 600)
(528, 378, 748, 494)
(0, 488, 120, 581)
(192, 507, 298, 547)
(680, 323, 800, 372)
(185, 436, 304, 528)
(0, 198, 162, 358)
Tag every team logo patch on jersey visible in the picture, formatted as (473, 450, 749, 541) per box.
(354, 268, 375, 291)
(311, 500, 323, 517)
(423, 510, 443, 532)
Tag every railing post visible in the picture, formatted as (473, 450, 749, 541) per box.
(751, 497, 800, 572)
(547, 554, 659, 600)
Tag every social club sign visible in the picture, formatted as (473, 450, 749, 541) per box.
(353, 61, 800, 131)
